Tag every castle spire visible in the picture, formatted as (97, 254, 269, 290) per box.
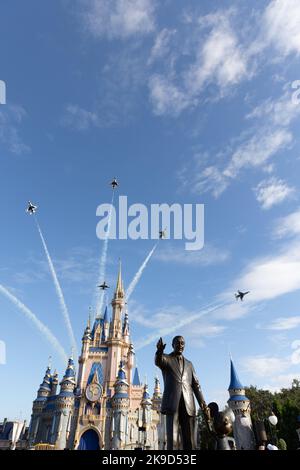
(110, 260, 125, 339)
(114, 259, 124, 300)
(59, 357, 76, 395)
(228, 359, 243, 390)
(37, 364, 52, 397)
(122, 309, 130, 341)
(227, 358, 255, 450)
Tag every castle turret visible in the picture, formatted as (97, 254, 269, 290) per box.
(141, 383, 152, 449)
(227, 359, 255, 450)
(152, 377, 162, 411)
(110, 261, 125, 340)
(102, 306, 109, 342)
(81, 315, 92, 356)
(151, 377, 165, 450)
(77, 313, 92, 393)
(54, 357, 76, 449)
(28, 364, 53, 446)
(50, 370, 59, 397)
(111, 361, 129, 449)
(122, 310, 130, 343)
(127, 343, 135, 372)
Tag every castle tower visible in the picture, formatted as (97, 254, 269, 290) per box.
(110, 260, 124, 340)
(123, 310, 130, 344)
(227, 359, 255, 450)
(77, 314, 92, 394)
(111, 361, 130, 449)
(152, 377, 162, 411)
(102, 306, 109, 342)
(50, 370, 59, 396)
(53, 357, 76, 449)
(151, 377, 165, 450)
(28, 364, 52, 446)
(106, 262, 127, 390)
(141, 383, 152, 449)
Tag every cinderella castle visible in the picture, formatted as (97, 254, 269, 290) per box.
(28, 264, 165, 450)
(26, 264, 255, 450)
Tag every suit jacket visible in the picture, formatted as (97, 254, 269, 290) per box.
(155, 350, 206, 416)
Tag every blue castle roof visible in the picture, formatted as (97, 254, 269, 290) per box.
(132, 367, 141, 386)
(103, 306, 109, 323)
(143, 387, 150, 400)
(228, 395, 249, 402)
(91, 316, 104, 338)
(117, 361, 126, 380)
(228, 359, 244, 390)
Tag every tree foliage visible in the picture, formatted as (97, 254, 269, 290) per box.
(245, 379, 300, 449)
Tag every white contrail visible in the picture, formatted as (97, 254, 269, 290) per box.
(135, 300, 230, 350)
(95, 191, 115, 318)
(126, 243, 158, 302)
(34, 217, 78, 360)
(0, 284, 68, 364)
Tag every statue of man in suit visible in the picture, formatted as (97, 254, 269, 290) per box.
(155, 335, 210, 450)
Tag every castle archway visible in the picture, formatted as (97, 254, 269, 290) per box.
(78, 429, 100, 450)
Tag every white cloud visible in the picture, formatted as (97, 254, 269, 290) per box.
(224, 129, 292, 179)
(0, 105, 30, 154)
(291, 339, 300, 364)
(183, 82, 298, 199)
(214, 302, 250, 321)
(185, 13, 248, 95)
(227, 240, 300, 303)
(263, 373, 300, 392)
(186, 128, 293, 199)
(155, 244, 230, 266)
(133, 302, 226, 350)
(61, 104, 100, 130)
(148, 10, 249, 116)
(263, 0, 300, 57)
(192, 166, 229, 198)
(81, 0, 156, 39)
(262, 316, 300, 331)
(273, 208, 300, 238)
(148, 28, 177, 64)
(241, 355, 290, 378)
(246, 90, 300, 127)
(253, 177, 294, 210)
(148, 75, 191, 116)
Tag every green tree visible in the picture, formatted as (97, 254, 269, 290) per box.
(245, 380, 300, 449)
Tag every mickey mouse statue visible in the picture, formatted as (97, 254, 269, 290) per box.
(207, 402, 234, 450)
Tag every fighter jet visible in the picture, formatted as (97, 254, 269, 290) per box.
(98, 281, 110, 290)
(159, 228, 167, 239)
(110, 178, 119, 189)
(235, 290, 250, 301)
(26, 201, 37, 215)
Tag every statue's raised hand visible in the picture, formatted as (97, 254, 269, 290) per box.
(156, 337, 166, 353)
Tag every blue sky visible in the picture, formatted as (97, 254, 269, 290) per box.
(1, 0, 300, 421)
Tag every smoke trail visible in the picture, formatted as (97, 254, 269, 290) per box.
(95, 191, 115, 318)
(0, 284, 68, 364)
(34, 217, 78, 360)
(126, 243, 158, 302)
(135, 300, 230, 350)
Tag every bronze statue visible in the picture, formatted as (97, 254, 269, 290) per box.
(155, 335, 211, 450)
(207, 402, 233, 450)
